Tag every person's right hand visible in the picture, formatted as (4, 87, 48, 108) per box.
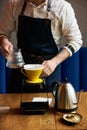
(0, 38, 13, 59)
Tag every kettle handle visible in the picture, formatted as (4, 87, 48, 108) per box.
(51, 81, 59, 97)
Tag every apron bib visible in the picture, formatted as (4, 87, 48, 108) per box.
(8, 0, 60, 93)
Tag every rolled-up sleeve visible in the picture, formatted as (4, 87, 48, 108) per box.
(60, 3, 83, 56)
(0, 1, 15, 39)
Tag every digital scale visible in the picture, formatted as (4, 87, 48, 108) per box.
(20, 79, 49, 115)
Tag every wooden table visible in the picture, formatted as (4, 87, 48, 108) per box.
(0, 92, 87, 130)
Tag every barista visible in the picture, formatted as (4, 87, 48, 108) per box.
(0, 0, 82, 92)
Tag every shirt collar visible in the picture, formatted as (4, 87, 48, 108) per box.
(26, 0, 47, 7)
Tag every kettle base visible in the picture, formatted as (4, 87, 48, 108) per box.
(54, 107, 78, 113)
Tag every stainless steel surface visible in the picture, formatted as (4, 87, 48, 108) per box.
(52, 78, 78, 112)
(57, 82, 77, 110)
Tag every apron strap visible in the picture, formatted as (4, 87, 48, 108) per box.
(21, 0, 27, 15)
(47, 0, 52, 11)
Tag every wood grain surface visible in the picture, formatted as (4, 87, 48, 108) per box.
(0, 92, 87, 130)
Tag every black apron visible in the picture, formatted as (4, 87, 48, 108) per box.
(7, 0, 60, 93)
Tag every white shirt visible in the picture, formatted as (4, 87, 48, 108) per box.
(0, 0, 83, 56)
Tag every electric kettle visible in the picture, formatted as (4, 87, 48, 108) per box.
(51, 78, 79, 113)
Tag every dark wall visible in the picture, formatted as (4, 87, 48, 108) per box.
(0, 0, 17, 47)
(0, 0, 87, 46)
(67, 0, 87, 46)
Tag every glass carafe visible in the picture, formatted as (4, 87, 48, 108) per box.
(6, 48, 25, 68)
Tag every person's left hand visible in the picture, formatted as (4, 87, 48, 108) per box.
(41, 59, 57, 77)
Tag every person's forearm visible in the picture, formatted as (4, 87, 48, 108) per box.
(52, 48, 70, 66)
(0, 36, 8, 46)
(0, 36, 13, 58)
(0, 37, 4, 45)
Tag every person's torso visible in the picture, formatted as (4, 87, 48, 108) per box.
(13, 0, 64, 44)
(17, 0, 58, 55)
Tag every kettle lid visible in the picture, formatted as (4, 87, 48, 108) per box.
(62, 78, 74, 87)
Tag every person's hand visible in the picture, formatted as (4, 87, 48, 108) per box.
(41, 48, 70, 77)
(41, 59, 58, 77)
(0, 38, 13, 59)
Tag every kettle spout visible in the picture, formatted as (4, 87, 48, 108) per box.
(73, 89, 83, 105)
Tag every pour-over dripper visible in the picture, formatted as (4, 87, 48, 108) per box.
(21, 64, 44, 83)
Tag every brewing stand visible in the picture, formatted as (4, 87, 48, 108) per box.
(20, 79, 49, 115)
